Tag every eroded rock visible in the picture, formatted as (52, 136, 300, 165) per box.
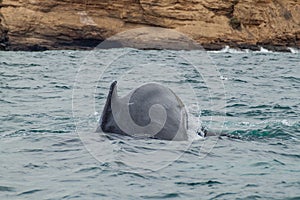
(0, 0, 299, 51)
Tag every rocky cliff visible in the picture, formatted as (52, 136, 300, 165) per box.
(0, 0, 299, 51)
(0, 1, 8, 50)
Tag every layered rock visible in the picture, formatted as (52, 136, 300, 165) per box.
(0, 0, 299, 51)
(0, 1, 9, 50)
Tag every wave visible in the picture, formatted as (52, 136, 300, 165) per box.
(208, 46, 300, 54)
(258, 46, 272, 53)
(287, 47, 299, 54)
(209, 46, 249, 54)
(225, 120, 300, 140)
(208, 45, 273, 54)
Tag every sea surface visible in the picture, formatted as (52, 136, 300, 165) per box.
(0, 47, 299, 199)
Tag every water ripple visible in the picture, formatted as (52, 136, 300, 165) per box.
(0, 186, 15, 192)
(1, 50, 299, 199)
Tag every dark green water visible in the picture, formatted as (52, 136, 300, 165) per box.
(0, 49, 299, 199)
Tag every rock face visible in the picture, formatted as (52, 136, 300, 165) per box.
(0, 3, 9, 50)
(0, 0, 299, 51)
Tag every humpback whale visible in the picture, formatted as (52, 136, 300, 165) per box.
(97, 81, 189, 140)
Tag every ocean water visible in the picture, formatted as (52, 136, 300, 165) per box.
(0, 48, 299, 199)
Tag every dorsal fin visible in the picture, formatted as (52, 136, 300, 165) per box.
(99, 81, 118, 131)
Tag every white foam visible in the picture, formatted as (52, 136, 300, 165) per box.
(259, 47, 272, 53)
(209, 46, 249, 54)
(187, 114, 204, 141)
(219, 45, 230, 53)
(220, 75, 228, 80)
(208, 46, 300, 54)
(287, 47, 299, 54)
(281, 119, 294, 126)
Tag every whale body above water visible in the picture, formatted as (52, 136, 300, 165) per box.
(97, 81, 192, 140)
(97, 81, 221, 140)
